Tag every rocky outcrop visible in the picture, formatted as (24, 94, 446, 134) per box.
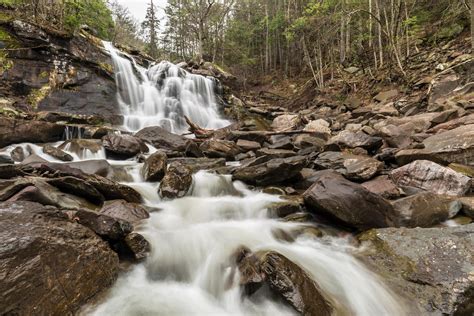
(0, 201, 118, 315)
(0, 117, 64, 147)
(0, 20, 120, 121)
(390, 160, 471, 196)
(359, 224, 474, 315)
(158, 161, 193, 199)
(303, 170, 395, 229)
(326, 130, 383, 152)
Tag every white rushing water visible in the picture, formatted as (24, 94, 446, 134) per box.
(103, 42, 230, 133)
(88, 170, 407, 316)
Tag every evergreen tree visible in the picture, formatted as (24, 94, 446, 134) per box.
(141, 0, 160, 58)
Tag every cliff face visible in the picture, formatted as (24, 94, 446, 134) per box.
(0, 19, 120, 123)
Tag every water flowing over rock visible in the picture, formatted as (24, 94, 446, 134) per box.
(303, 170, 395, 229)
(359, 224, 474, 315)
(0, 201, 118, 315)
(390, 160, 471, 196)
(104, 42, 229, 133)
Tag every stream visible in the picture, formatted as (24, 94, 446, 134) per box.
(0, 43, 408, 315)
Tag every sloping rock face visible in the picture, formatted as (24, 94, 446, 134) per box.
(0, 201, 119, 315)
(303, 170, 395, 229)
(358, 224, 474, 315)
(0, 20, 121, 122)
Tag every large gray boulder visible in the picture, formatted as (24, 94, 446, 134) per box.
(141, 151, 167, 182)
(102, 134, 148, 158)
(303, 170, 395, 229)
(158, 161, 193, 199)
(390, 160, 471, 196)
(314, 151, 383, 181)
(358, 224, 474, 315)
(0, 201, 118, 315)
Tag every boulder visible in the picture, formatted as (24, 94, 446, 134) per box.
(167, 157, 226, 173)
(361, 176, 401, 199)
(75, 209, 133, 241)
(358, 224, 474, 315)
(303, 170, 395, 229)
(256, 148, 296, 159)
(391, 192, 461, 227)
(3, 177, 100, 211)
(267, 200, 304, 218)
(395, 125, 474, 165)
(271, 114, 302, 132)
(226, 130, 269, 145)
(199, 139, 241, 160)
(135, 126, 199, 156)
(42, 144, 73, 162)
(233, 156, 307, 186)
(158, 161, 193, 199)
(0, 201, 118, 315)
(102, 134, 148, 158)
(293, 134, 326, 150)
(374, 89, 398, 103)
(236, 139, 261, 151)
(121, 233, 151, 261)
(314, 152, 383, 181)
(258, 251, 332, 316)
(390, 160, 471, 196)
(10, 146, 26, 162)
(100, 199, 150, 224)
(458, 196, 474, 218)
(303, 119, 331, 139)
(0, 117, 64, 148)
(141, 151, 167, 182)
(326, 130, 382, 152)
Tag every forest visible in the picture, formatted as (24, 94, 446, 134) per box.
(2, 0, 472, 83)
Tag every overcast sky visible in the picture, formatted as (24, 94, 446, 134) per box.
(116, 0, 168, 23)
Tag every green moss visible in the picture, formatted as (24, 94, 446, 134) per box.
(0, 50, 13, 74)
(39, 71, 49, 79)
(0, 26, 19, 48)
(26, 85, 51, 109)
(99, 62, 113, 73)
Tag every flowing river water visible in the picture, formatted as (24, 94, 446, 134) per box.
(0, 43, 408, 315)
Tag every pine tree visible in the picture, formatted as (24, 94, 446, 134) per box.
(141, 0, 160, 58)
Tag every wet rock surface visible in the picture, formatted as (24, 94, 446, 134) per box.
(0, 201, 119, 315)
(359, 224, 474, 315)
(303, 170, 395, 229)
(158, 161, 193, 199)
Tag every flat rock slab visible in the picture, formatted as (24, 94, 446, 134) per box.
(358, 224, 474, 315)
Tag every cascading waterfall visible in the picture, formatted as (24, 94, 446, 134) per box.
(87, 171, 407, 316)
(103, 42, 230, 133)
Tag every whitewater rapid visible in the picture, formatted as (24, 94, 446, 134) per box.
(103, 42, 230, 133)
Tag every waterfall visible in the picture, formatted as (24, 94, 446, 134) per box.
(103, 42, 230, 134)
